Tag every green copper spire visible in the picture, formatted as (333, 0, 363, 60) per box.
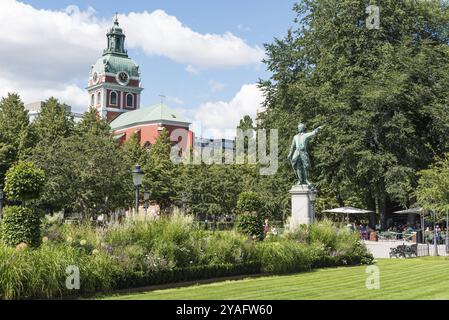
(104, 15, 127, 56)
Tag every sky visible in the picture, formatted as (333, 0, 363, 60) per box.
(0, 0, 297, 138)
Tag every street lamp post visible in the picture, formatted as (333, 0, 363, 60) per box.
(0, 185, 4, 221)
(132, 165, 144, 217)
(446, 212, 449, 254)
(143, 189, 151, 219)
(309, 187, 318, 224)
(432, 211, 438, 256)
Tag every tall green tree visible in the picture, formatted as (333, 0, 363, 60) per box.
(416, 154, 449, 216)
(32, 97, 74, 141)
(31, 109, 129, 218)
(260, 0, 449, 227)
(142, 129, 178, 212)
(0, 93, 32, 183)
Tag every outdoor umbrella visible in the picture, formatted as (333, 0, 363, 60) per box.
(322, 207, 374, 214)
(393, 207, 424, 215)
(322, 207, 374, 223)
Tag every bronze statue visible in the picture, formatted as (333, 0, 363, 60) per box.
(287, 123, 323, 186)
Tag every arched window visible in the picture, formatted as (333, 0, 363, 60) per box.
(110, 91, 118, 106)
(97, 92, 101, 106)
(126, 93, 134, 108)
(90, 94, 95, 106)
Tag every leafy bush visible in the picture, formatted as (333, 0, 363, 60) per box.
(0, 215, 372, 299)
(237, 191, 262, 213)
(236, 213, 264, 240)
(0, 242, 121, 299)
(116, 262, 262, 289)
(1, 206, 41, 247)
(256, 241, 312, 273)
(4, 161, 45, 202)
(200, 231, 254, 265)
(283, 219, 374, 266)
(105, 214, 202, 268)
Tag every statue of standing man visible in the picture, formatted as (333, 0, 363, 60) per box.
(287, 123, 323, 186)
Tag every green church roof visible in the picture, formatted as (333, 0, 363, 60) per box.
(90, 18, 140, 78)
(91, 54, 140, 78)
(110, 104, 190, 130)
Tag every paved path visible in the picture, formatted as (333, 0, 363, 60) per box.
(363, 240, 404, 258)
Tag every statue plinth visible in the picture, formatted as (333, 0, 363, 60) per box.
(289, 185, 313, 229)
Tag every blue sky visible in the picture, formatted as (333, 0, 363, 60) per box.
(0, 0, 297, 137)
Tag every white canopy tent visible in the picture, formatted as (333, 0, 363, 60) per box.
(322, 207, 374, 224)
(323, 207, 374, 214)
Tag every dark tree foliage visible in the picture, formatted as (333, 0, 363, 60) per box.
(259, 0, 449, 227)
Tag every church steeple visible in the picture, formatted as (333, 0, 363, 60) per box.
(104, 15, 127, 56)
(89, 14, 143, 123)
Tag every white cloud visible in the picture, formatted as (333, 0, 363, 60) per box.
(119, 10, 264, 69)
(208, 80, 227, 93)
(185, 65, 199, 74)
(191, 84, 264, 139)
(0, 77, 86, 113)
(0, 1, 265, 112)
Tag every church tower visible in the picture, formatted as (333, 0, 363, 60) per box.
(87, 17, 143, 122)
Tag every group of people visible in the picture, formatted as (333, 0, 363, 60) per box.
(424, 225, 448, 244)
(346, 222, 423, 241)
(345, 220, 448, 244)
(346, 223, 373, 240)
(386, 223, 420, 234)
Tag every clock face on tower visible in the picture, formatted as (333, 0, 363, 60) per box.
(117, 71, 130, 85)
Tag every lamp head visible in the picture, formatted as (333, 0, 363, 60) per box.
(132, 165, 144, 187)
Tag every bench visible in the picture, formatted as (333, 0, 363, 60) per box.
(389, 244, 418, 258)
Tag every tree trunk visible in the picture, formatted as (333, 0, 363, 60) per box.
(378, 185, 388, 230)
(365, 194, 377, 229)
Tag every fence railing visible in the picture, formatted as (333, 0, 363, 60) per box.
(417, 243, 449, 257)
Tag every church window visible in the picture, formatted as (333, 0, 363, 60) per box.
(90, 94, 95, 107)
(110, 91, 118, 106)
(126, 93, 134, 108)
(97, 92, 101, 105)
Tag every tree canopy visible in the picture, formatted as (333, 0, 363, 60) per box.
(259, 0, 449, 227)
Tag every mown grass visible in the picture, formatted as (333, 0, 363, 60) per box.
(103, 257, 449, 300)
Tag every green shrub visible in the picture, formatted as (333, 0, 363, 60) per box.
(0, 215, 373, 299)
(307, 220, 340, 250)
(281, 220, 374, 267)
(0, 242, 120, 299)
(1, 206, 41, 247)
(236, 213, 264, 240)
(201, 231, 254, 265)
(4, 161, 45, 202)
(237, 191, 262, 213)
(256, 241, 312, 273)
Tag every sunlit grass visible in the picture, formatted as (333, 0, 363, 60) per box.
(104, 257, 449, 300)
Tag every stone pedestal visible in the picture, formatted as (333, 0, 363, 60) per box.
(289, 185, 313, 229)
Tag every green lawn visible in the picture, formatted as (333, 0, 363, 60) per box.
(103, 258, 449, 300)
